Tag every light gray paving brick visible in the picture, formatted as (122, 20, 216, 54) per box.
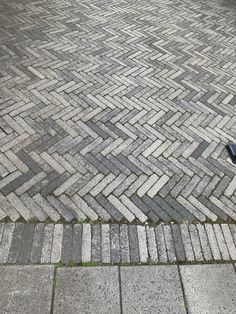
(163, 224, 176, 262)
(125, 174, 148, 197)
(0, 223, 15, 264)
(33, 193, 60, 222)
(137, 174, 159, 197)
(81, 224, 91, 263)
(41, 224, 54, 263)
(137, 225, 148, 263)
(146, 226, 158, 263)
(113, 173, 137, 197)
(188, 195, 218, 221)
(101, 224, 110, 263)
(108, 195, 135, 222)
(6, 192, 34, 221)
(120, 224, 130, 263)
(15, 172, 46, 195)
(155, 224, 168, 263)
(120, 195, 147, 222)
(110, 224, 120, 264)
(47, 195, 74, 222)
(142, 139, 162, 157)
(180, 224, 195, 262)
(84, 194, 111, 220)
(90, 173, 116, 196)
(224, 175, 236, 197)
(20, 193, 48, 222)
(211, 196, 236, 221)
(51, 223, 63, 263)
(177, 195, 206, 222)
(102, 173, 126, 197)
(221, 224, 236, 260)
(72, 195, 98, 220)
(181, 175, 201, 198)
(0, 193, 20, 222)
(78, 173, 104, 197)
(59, 194, 87, 220)
(213, 224, 230, 260)
(147, 174, 169, 197)
(53, 173, 82, 196)
(188, 224, 204, 261)
(205, 224, 221, 261)
(196, 224, 212, 261)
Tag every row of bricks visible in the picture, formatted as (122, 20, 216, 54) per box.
(0, 222, 235, 264)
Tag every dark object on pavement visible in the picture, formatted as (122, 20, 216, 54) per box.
(226, 144, 236, 163)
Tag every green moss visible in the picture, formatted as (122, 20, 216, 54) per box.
(68, 260, 77, 267)
(53, 260, 64, 268)
(81, 261, 101, 267)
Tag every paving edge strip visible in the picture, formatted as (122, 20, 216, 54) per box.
(0, 222, 235, 265)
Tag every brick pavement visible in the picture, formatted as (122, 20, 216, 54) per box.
(0, 222, 236, 264)
(0, 0, 236, 223)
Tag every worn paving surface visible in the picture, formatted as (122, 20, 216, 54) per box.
(0, 264, 236, 313)
(180, 264, 236, 314)
(0, 265, 53, 314)
(0, 0, 236, 223)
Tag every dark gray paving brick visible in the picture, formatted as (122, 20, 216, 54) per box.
(128, 225, 140, 263)
(110, 224, 120, 264)
(30, 224, 45, 264)
(61, 224, 73, 264)
(172, 224, 186, 262)
(71, 224, 83, 263)
(91, 224, 101, 262)
(17, 224, 35, 264)
(7, 223, 25, 264)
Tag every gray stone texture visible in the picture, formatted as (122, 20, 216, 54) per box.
(180, 264, 236, 314)
(53, 267, 120, 314)
(0, 265, 53, 314)
(121, 266, 186, 313)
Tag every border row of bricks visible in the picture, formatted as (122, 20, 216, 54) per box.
(0, 222, 235, 265)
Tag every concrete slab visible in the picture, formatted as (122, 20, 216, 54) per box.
(180, 264, 236, 314)
(120, 265, 186, 314)
(0, 265, 53, 314)
(53, 266, 120, 314)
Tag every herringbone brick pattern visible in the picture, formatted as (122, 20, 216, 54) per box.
(0, 0, 236, 223)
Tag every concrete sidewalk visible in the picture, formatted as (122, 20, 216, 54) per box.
(0, 264, 236, 314)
